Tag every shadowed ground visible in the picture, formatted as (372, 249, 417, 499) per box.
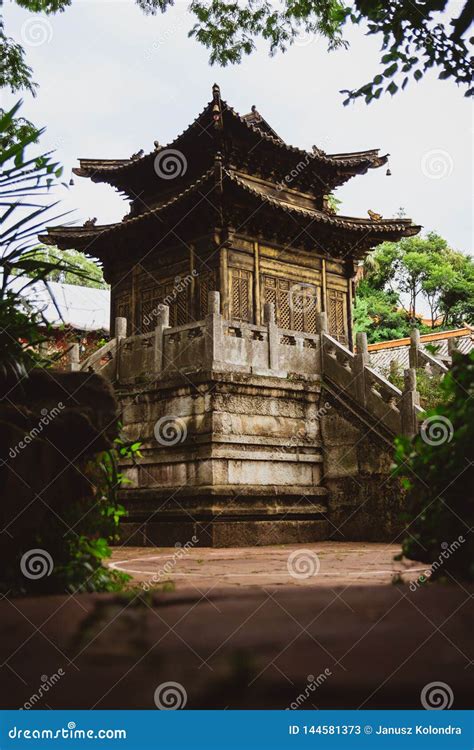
(0, 543, 471, 710)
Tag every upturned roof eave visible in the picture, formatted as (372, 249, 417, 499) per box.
(71, 90, 388, 191)
(41, 165, 420, 254)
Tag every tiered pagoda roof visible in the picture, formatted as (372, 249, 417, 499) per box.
(41, 84, 420, 260)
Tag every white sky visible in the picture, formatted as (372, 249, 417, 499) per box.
(4, 0, 473, 256)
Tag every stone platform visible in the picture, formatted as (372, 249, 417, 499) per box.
(76, 296, 423, 547)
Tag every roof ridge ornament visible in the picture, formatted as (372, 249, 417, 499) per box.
(212, 83, 223, 130)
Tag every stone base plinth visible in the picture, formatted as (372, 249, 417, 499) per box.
(119, 518, 329, 547)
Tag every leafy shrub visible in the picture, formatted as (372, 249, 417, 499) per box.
(385, 362, 445, 411)
(393, 352, 474, 580)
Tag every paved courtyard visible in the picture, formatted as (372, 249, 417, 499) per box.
(1, 542, 471, 710)
(108, 542, 426, 591)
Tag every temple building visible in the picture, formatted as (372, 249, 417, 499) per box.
(42, 86, 421, 547)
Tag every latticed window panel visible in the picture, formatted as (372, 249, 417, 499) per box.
(263, 275, 317, 333)
(230, 268, 252, 322)
(327, 288, 347, 344)
(140, 288, 162, 333)
(139, 281, 190, 332)
(198, 270, 216, 318)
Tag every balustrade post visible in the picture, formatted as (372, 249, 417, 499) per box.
(205, 291, 224, 368)
(316, 312, 328, 375)
(154, 305, 170, 376)
(409, 328, 420, 369)
(354, 332, 369, 406)
(447, 336, 458, 358)
(114, 316, 128, 381)
(264, 302, 279, 371)
(68, 342, 80, 372)
(401, 367, 420, 438)
(115, 316, 127, 339)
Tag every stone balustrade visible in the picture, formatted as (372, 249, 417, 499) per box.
(409, 328, 449, 374)
(71, 292, 422, 438)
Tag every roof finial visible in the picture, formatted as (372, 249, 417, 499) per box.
(212, 83, 223, 130)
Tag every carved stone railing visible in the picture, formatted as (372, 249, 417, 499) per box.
(70, 293, 421, 437)
(319, 316, 422, 438)
(409, 329, 449, 375)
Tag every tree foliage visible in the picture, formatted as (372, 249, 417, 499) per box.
(393, 351, 474, 581)
(2, 0, 472, 105)
(22, 246, 107, 288)
(353, 279, 411, 343)
(360, 233, 474, 329)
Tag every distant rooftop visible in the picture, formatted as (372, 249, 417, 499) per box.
(367, 327, 473, 374)
(7, 277, 110, 332)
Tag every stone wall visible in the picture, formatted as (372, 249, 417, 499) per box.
(117, 370, 328, 547)
(320, 403, 406, 542)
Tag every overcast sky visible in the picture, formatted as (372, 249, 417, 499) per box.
(4, 0, 473, 255)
